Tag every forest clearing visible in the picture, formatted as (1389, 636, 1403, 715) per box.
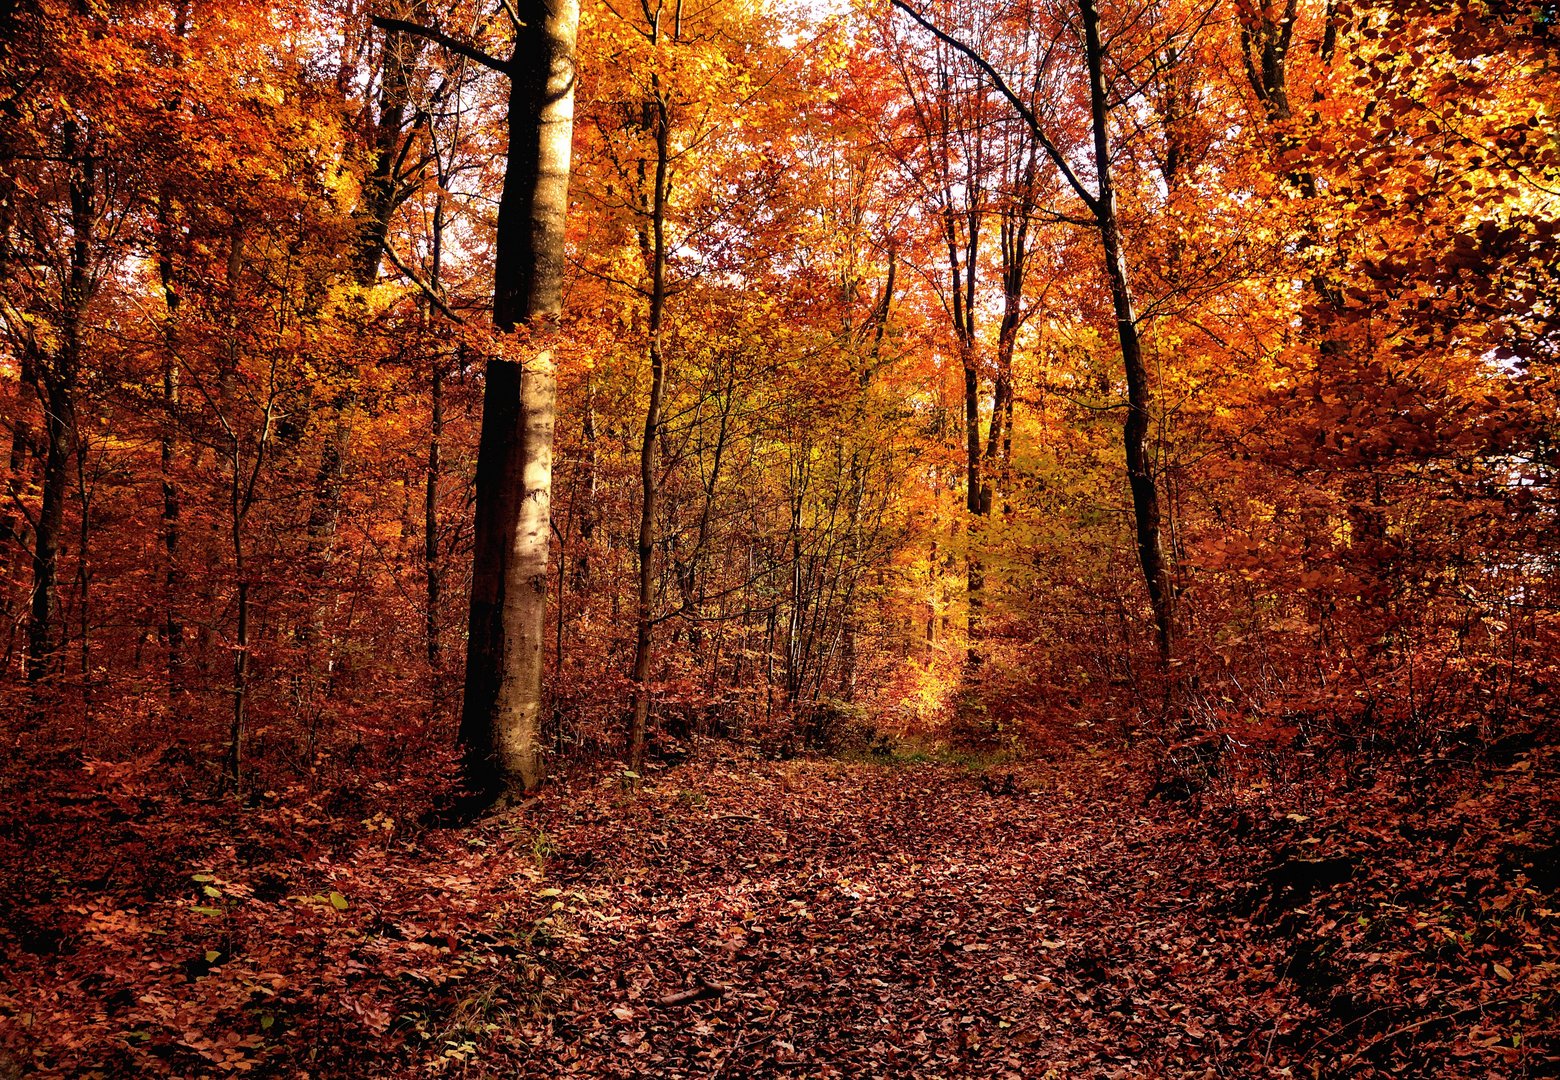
(1, 0, 1557, 1075)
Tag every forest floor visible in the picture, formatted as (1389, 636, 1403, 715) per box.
(496, 743, 1555, 1079)
(506, 749, 1289, 1079)
(3, 731, 1555, 1078)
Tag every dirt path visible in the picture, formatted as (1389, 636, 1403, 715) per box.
(509, 754, 1291, 1079)
(7, 738, 1548, 1077)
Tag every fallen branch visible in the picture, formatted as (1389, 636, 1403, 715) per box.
(656, 975, 728, 1007)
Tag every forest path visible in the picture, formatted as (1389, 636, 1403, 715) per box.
(511, 751, 1286, 1079)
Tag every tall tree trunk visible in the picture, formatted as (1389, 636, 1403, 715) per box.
(157, 200, 184, 699)
(27, 374, 72, 683)
(1080, 0, 1173, 668)
(425, 355, 443, 676)
(225, 564, 249, 784)
(984, 141, 1037, 515)
(74, 429, 90, 693)
(217, 230, 271, 791)
(840, 249, 896, 699)
(156, 6, 189, 700)
(29, 121, 92, 684)
(627, 89, 670, 775)
(454, 0, 579, 798)
(299, 410, 350, 667)
(946, 191, 984, 669)
(573, 372, 597, 591)
(223, 383, 278, 792)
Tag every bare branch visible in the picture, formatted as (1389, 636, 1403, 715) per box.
(890, 0, 1101, 218)
(370, 14, 509, 75)
(497, 0, 525, 35)
(384, 244, 469, 324)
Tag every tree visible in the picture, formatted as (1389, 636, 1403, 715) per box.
(376, 0, 581, 798)
(893, 0, 1177, 670)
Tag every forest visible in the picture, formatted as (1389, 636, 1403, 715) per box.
(0, 0, 1557, 1075)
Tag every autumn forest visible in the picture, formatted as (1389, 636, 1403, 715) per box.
(1, 0, 1557, 1075)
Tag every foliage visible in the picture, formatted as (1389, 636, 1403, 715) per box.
(0, 0, 1556, 1074)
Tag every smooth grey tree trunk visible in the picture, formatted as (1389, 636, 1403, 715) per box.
(455, 1, 578, 797)
(378, 0, 578, 798)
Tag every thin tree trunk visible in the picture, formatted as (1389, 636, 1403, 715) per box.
(74, 430, 90, 695)
(424, 171, 448, 686)
(425, 360, 443, 674)
(226, 565, 248, 783)
(222, 388, 279, 791)
(157, 203, 184, 698)
(218, 235, 277, 792)
(947, 189, 984, 669)
(28, 122, 92, 685)
(27, 376, 72, 683)
(573, 373, 597, 590)
(942, 97, 985, 669)
(891, 0, 1175, 669)
(628, 87, 671, 775)
(1080, 0, 1173, 668)
(156, 9, 189, 699)
(984, 140, 1037, 514)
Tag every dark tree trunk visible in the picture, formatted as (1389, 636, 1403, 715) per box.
(627, 89, 670, 775)
(28, 122, 92, 684)
(946, 189, 985, 668)
(352, 5, 427, 285)
(425, 358, 443, 675)
(573, 373, 597, 591)
(27, 375, 72, 683)
(891, 0, 1177, 670)
(1080, 0, 1173, 667)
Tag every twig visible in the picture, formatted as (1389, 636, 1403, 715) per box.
(1304, 997, 1515, 1066)
(383, 244, 468, 325)
(1336, 1002, 1493, 1066)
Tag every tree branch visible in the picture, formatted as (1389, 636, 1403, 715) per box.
(384, 244, 469, 324)
(890, 0, 1101, 218)
(498, 0, 526, 35)
(371, 15, 509, 75)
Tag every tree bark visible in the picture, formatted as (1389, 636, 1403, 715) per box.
(27, 374, 72, 683)
(155, 6, 189, 700)
(455, 0, 578, 798)
(425, 354, 443, 676)
(984, 135, 1038, 515)
(351, 5, 427, 284)
(944, 153, 985, 669)
(156, 194, 185, 701)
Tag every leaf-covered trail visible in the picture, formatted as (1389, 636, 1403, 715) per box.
(510, 754, 1287, 1079)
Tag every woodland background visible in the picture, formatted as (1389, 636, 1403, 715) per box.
(0, 0, 1557, 1076)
